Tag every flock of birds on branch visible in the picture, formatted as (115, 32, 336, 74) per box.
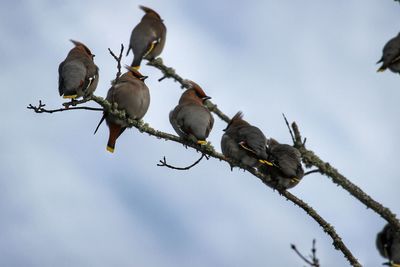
(56, 5, 400, 266)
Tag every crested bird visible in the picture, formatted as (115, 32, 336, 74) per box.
(127, 5, 166, 69)
(58, 40, 99, 99)
(94, 66, 150, 153)
(377, 33, 400, 73)
(169, 81, 214, 145)
(376, 224, 400, 267)
(221, 112, 273, 168)
(259, 138, 304, 189)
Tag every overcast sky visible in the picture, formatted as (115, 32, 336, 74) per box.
(1, 0, 400, 266)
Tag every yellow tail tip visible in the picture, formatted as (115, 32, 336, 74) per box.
(132, 66, 140, 70)
(259, 159, 273, 166)
(106, 146, 115, 153)
(63, 94, 78, 99)
(197, 140, 207, 145)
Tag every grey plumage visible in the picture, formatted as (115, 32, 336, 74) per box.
(259, 138, 304, 189)
(376, 224, 400, 266)
(169, 81, 213, 144)
(127, 6, 166, 69)
(377, 33, 400, 73)
(221, 112, 271, 167)
(58, 40, 99, 99)
(95, 67, 150, 153)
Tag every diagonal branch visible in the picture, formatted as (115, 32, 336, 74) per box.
(290, 121, 400, 230)
(147, 58, 231, 123)
(27, 95, 361, 266)
(26, 49, 364, 266)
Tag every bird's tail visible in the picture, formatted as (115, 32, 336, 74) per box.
(107, 122, 124, 153)
(131, 55, 142, 70)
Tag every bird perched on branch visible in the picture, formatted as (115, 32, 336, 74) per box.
(58, 40, 99, 99)
(221, 112, 273, 168)
(376, 223, 400, 267)
(127, 5, 166, 69)
(169, 81, 214, 145)
(377, 33, 400, 74)
(94, 66, 150, 153)
(259, 138, 304, 189)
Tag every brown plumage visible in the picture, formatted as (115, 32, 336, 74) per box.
(221, 112, 272, 168)
(58, 40, 99, 99)
(127, 6, 167, 69)
(259, 138, 304, 189)
(94, 67, 150, 153)
(169, 81, 214, 144)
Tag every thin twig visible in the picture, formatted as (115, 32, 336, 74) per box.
(291, 240, 320, 267)
(157, 154, 206, 170)
(304, 169, 320, 176)
(291, 244, 315, 266)
(283, 113, 295, 144)
(108, 44, 124, 80)
(27, 100, 103, 113)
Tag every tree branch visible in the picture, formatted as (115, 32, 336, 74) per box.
(27, 100, 103, 113)
(291, 239, 320, 267)
(157, 154, 207, 170)
(27, 95, 361, 266)
(147, 58, 231, 123)
(26, 49, 365, 266)
(289, 121, 400, 230)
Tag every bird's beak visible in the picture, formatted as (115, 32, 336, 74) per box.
(140, 76, 148, 81)
(203, 96, 212, 101)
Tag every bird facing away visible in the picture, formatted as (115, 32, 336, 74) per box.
(58, 40, 99, 99)
(376, 224, 400, 267)
(169, 81, 214, 145)
(221, 112, 273, 168)
(377, 33, 400, 73)
(259, 138, 304, 189)
(94, 67, 150, 153)
(127, 5, 167, 69)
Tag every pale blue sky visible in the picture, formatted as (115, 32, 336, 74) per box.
(1, 0, 399, 266)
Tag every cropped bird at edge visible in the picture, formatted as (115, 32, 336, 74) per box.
(169, 81, 214, 145)
(127, 5, 166, 69)
(259, 138, 304, 189)
(221, 112, 273, 168)
(377, 33, 400, 74)
(94, 67, 150, 153)
(376, 223, 400, 267)
(58, 40, 99, 99)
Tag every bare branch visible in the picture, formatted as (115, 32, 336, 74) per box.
(291, 239, 320, 267)
(108, 44, 124, 80)
(27, 100, 103, 113)
(147, 58, 231, 123)
(289, 121, 400, 230)
(157, 154, 207, 170)
(304, 169, 321, 176)
(283, 113, 295, 144)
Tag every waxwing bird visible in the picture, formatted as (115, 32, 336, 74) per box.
(169, 81, 214, 145)
(377, 33, 400, 73)
(221, 112, 273, 168)
(58, 40, 99, 99)
(259, 138, 304, 189)
(376, 224, 400, 267)
(94, 66, 150, 153)
(127, 5, 167, 69)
